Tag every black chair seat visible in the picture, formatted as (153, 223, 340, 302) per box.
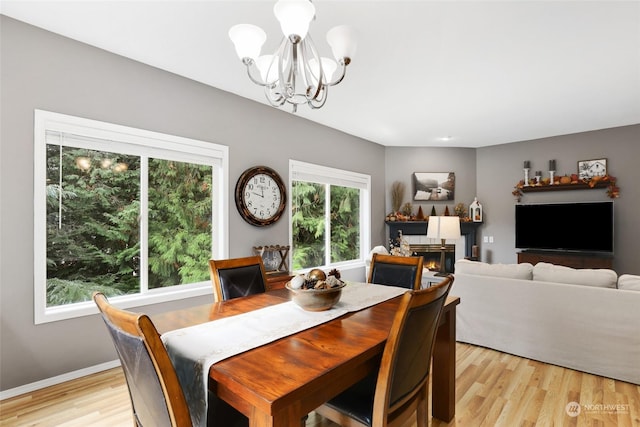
(324, 372, 377, 426)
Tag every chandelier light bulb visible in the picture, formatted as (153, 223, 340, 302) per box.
(326, 25, 358, 62)
(308, 57, 337, 82)
(273, 0, 315, 40)
(256, 55, 279, 84)
(229, 24, 266, 61)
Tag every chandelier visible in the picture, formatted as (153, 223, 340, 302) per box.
(228, 0, 357, 112)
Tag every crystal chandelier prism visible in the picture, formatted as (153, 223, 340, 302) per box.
(229, 0, 357, 112)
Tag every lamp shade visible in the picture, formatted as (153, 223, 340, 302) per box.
(256, 54, 279, 84)
(426, 216, 461, 241)
(229, 24, 266, 60)
(308, 57, 337, 82)
(273, 0, 315, 40)
(326, 25, 358, 60)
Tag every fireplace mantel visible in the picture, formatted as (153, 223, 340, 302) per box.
(385, 220, 481, 259)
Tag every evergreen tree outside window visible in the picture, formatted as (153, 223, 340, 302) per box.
(290, 160, 370, 271)
(35, 110, 228, 323)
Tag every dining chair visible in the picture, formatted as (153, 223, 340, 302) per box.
(93, 292, 248, 427)
(367, 253, 424, 289)
(208, 255, 268, 302)
(314, 275, 454, 427)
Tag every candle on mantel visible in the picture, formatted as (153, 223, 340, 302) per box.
(549, 159, 556, 171)
(524, 161, 530, 169)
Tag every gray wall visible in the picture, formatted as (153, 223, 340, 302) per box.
(0, 16, 386, 391)
(384, 147, 477, 218)
(384, 126, 640, 274)
(475, 126, 640, 272)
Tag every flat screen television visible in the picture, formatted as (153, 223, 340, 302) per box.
(515, 201, 614, 254)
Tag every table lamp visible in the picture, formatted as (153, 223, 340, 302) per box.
(426, 216, 461, 275)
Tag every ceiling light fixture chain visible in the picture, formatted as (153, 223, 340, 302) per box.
(229, 0, 357, 113)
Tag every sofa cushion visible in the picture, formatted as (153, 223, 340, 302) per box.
(532, 262, 617, 288)
(618, 274, 640, 291)
(455, 259, 533, 280)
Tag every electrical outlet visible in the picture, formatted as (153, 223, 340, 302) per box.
(483, 236, 489, 243)
(489, 236, 494, 243)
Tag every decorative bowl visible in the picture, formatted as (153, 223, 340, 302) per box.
(285, 282, 346, 312)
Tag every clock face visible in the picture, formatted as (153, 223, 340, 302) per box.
(235, 166, 286, 227)
(243, 173, 282, 220)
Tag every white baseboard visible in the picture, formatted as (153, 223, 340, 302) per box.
(0, 359, 121, 400)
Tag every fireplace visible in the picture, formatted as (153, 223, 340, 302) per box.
(386, 220, 481, 260)
(410, 243, 456, 273)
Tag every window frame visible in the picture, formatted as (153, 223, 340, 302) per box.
(289, 159, 371, 273)
(34, 110, 229, 324)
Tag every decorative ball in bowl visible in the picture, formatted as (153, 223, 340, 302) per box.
(285, 269, 346, 311)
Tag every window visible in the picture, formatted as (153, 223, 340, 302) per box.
(34, 110, 228, 323)
(290, 160, 370, 272)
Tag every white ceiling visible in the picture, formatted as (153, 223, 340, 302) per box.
(2, 0, 639, 148)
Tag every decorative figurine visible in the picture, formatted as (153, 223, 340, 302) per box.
(469, 197, 483, 222)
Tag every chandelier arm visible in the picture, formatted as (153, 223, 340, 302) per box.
(278, 40, 295, 99)
(290, 41, 299, 98)
(299, 35, 324, 101)
(326, 59, 347, 86)
(241, 58, 270, 87)
(308, 85, 329, 109)
(279, 41, 308, 106)
(245, 67, 268, 87)
(264, 84, 286, 107)
(262, 37, 305, 108)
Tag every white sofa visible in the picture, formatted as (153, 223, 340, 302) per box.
(452, 259, 640, 385)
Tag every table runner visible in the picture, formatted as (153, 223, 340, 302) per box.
(161, 282, 406, 427)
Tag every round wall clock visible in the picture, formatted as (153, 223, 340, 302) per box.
(235, 166, 287, 227)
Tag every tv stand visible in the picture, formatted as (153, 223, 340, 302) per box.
(517, 251, 613, 269)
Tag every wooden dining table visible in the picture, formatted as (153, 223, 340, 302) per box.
(152, 287, 460, 427)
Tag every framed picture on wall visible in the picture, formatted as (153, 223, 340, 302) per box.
(578, 158, 607, 180)
(412, 172, 455, 201)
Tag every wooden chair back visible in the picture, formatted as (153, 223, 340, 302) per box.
(374, 275, 453, 426)
(208, 256, 268, 302)
(93, 292, 192, 427)
(315, 275, 453, 427)
(368, 253, 424, 290)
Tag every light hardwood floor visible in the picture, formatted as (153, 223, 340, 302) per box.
(2, 343, 639, 427)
